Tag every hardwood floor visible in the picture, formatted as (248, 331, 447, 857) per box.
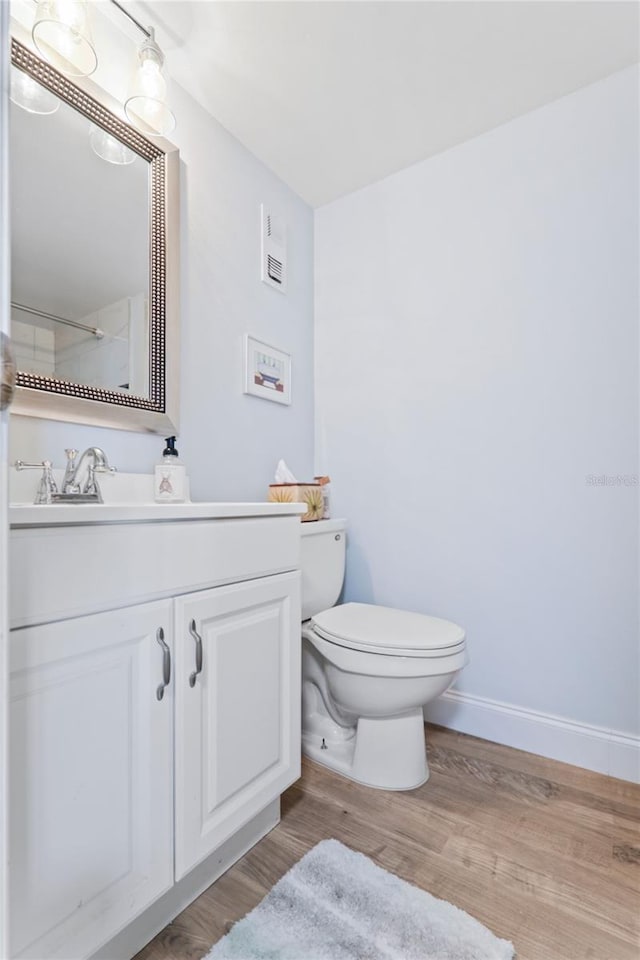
(135, 726, 640, 960)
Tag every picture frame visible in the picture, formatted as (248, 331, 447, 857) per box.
(243, 335, 291, 405)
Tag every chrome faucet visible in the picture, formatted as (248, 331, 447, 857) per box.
(62, 447, 116, 502)
(15, 448, 116, 504)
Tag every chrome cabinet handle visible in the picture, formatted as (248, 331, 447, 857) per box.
(156, 627, 171, 701)
(189, 619, 203, 687)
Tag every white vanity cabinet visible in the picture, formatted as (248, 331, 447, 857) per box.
(9, 601, 175, 960)
(175, 573, 300, 879)
(8, 507, 303, 960)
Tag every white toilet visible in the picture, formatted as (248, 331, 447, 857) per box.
(301, 519, 467, 791)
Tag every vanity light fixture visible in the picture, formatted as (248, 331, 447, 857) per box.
(123, 26, 176, 138)
(107, 1, 177, 138)
(32, 0, 98, 78)
(14, 0, 176, 149)
(9, 63, 59, 114)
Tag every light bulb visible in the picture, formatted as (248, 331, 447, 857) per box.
(139, 60, 166, 101)
(124, 30, 176, 138)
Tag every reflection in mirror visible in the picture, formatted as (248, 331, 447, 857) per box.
(9, 36, 179, 434)
(10, 92, 150, 396)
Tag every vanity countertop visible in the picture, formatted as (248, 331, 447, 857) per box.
(9, 501, 306, 527)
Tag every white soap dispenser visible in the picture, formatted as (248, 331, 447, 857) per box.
(154, 436, 187, 503)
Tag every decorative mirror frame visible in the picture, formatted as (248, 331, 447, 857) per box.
(9, 35, 180, 434)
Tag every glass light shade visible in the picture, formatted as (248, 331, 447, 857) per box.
(32, 0, 97, 77)
(10, 64, 60, 115)
(89, 124, 135, 165)
(124, 34, 176, 138)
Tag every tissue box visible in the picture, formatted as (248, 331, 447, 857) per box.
(268, 482, 325, 521)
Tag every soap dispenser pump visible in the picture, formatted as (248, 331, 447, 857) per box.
(154, 436, 187, 503)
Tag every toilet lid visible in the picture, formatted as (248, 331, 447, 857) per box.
(311, 602, 466, 656)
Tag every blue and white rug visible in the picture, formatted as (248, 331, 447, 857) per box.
(207, 839, 515, 959)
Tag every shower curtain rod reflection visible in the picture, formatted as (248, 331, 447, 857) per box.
(11, 301, 104, 339)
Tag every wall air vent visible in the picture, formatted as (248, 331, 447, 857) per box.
(261, 204, 287, 294)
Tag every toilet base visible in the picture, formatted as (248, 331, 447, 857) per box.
(302, 708, 429, 791)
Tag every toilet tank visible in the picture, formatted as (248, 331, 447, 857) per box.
(300, 518, 346, 621)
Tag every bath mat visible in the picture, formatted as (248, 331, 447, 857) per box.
(206, 838, 515, 959)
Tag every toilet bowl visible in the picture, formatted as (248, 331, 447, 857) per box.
(300, 520, 467, 791)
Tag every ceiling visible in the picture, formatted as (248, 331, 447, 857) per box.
(131, 2, 638, 207)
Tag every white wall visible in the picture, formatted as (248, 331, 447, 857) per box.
(11, 317, 54, 377)
(9, 8, 315, 500)
(315, 67, 639, 740)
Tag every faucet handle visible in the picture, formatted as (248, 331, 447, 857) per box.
(13, 459, 58, 504)
(35, 461, 58, 504)
(15, 459, 42, 471)
(80, 450, 116, 499)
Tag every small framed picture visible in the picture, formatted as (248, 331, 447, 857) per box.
(244, 335, 291, 405)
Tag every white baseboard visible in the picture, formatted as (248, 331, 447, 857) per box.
(425, 689, 640, 784)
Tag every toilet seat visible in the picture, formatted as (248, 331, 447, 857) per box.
(311, 602, 466, 658)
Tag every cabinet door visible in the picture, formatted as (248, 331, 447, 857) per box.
(175, 572, 300, 879)
(9, 601, 174, 960)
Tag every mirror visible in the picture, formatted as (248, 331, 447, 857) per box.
(11, 99, 150, 395)
(9, 36, 179, 433)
